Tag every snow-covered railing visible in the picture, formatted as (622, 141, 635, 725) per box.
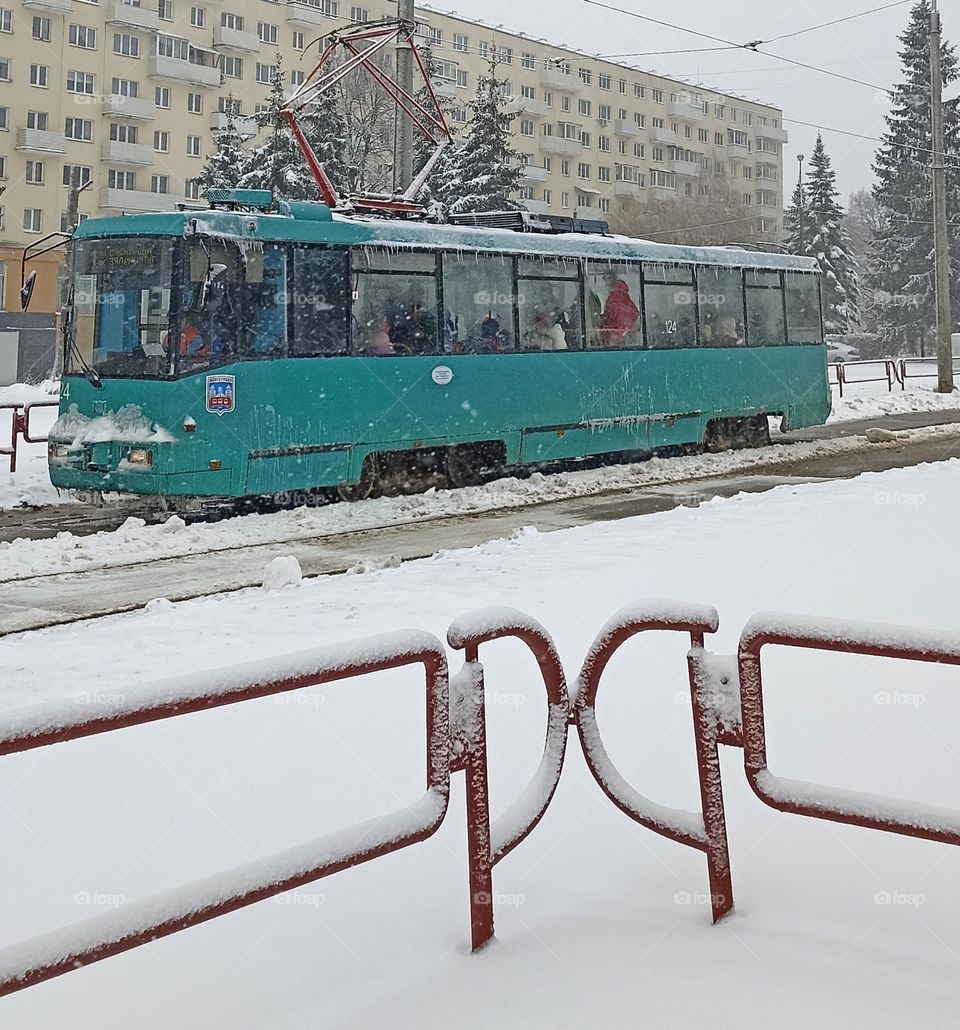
(835, 359, 898, 397)
(5, 604, 960, 997)
(897, 356, 960, 390)
(0, 401, 58, 473)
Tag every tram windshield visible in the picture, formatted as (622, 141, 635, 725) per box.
(69, 238, 177, 378)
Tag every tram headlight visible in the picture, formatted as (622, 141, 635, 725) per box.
(127, 448, 153, 466)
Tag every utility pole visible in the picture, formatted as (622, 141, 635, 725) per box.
(395, 0, 415, 191)
(796, 153, 805, 252)
(930, 0, 953, 392)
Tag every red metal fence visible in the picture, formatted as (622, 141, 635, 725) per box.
(0, 401, 58, 473)
(3, 602, 959, 998)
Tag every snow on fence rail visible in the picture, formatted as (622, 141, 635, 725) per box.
(0, 402, 58, 473)
(3, 603, 960, 997)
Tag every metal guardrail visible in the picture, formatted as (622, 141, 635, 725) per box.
(0, 401, 59, 473)
(833, 359, 899, 398)
(4, 602, 959, 998)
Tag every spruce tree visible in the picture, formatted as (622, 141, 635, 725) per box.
(442, 61, 522, 215)
(869, 0, 960, 353)
(410, 42, 456, 211)
(799, 134, 860, 333)
(195, 98, 249, 193)
(239, 54, 321, 201)
(783, 180, 809, 256)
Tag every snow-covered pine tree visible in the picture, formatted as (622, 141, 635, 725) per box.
(410, 42, 456, 213)
(309, 74, 354, 199)
(782, 180, 809, 256)
(195, 97, 249, 194)
(442, 60, 522, 215)
(239, 54, 320, 201)
(869, 0, 960, 353)
(799, 134, 860, 333)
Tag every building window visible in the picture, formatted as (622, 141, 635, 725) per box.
(25, 160, 44, 185)
(155, 86, 170, 108)
(577, 162, 591, 179)
(456, 68, 468, 88)
(153, 130, 169, 152)
(598, 104, 611, 121)
(598, 73, 611, 90)
(185, 178, 201, 200)
(0, 206, 5, 231)
(578, 99, 591, 117)
(650, 169, 676, 189)
(190, 6, 204, 27)
(70, 24, 98, 48)
(158, 0, 173, 21)
(113, 33, 140, 56)
(222, 55, 242, 78)
(521, 51, 535, 69)
(187, 92, 202, 113)
(68, 70, 96, 94)
(0, 107, 6, 130)
(256, 63, 276, 84)
(453, 33, 468, 52)
(24, 209, 43, 232)
(0, 9, 10, 32)
(32, 16, 50, 41)
(65, 117, 93, 141)
(451, 106, 467, 123)
(30, 64, 48, 87)
(520, 119, 534, 137)
(598, 136, 610, 152)
(257, 21, 277, 43)
(186, 134, 201, 156)
(542, 188, 551, 205)
(633, 143, 644, 158)
(598, 166, 610, 183)
(151, 174, 169, 194)
(221, 11, 243, 28)
(27, 110, 48, 130)
(112, 77, 139, 97)
(350, 6, 368, 22)
(578, 67, 592, 85)
(560, 191, 569, 208)
(498, 45, 512, 64)
(110, 123, 138, 143)
(107, 169, 136, 190)
(63, 165, 93, 186)
(651, 88, 662, 103)
(292, 30, 303, 50)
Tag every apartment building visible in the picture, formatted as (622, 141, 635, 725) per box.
(0, 0, 788, 312)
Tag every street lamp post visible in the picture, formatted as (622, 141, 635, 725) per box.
(796, 153, 805, 252)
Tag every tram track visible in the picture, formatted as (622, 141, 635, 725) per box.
(3, 413, 960, 637)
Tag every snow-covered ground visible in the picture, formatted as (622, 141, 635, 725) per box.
(1, 460, 959, 1027)
(827, 377, 960, 422)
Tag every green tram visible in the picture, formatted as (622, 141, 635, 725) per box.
(47, 192, 829, 504)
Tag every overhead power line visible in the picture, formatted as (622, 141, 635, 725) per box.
(763, 0, 913, 44)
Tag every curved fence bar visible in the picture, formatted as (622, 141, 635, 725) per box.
(572, 600, 733, 922)
(447, 606, 570, 951)
(738, 613, 960, 845)
(0, 401, 58, 474)
(0, 632, 450, 998)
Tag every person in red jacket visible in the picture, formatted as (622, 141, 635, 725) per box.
(599, 278, 640, 345)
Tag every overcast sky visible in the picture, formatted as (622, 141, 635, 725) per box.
(423, 0, 959, 203)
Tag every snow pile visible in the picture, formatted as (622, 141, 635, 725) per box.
(828, 379, 960, 422)
(262, 556, 302, 591)
(0, 382, 64, 510)
(51, 404, 175, 447)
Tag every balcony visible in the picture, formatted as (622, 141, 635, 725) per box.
(148, 52, 221, 88)
(519, 164, 549, 182)
(614, 119, 639, 137)
(284, 1, 332, 28)
(213, 24, 261, 53)
(210, 111, 258, 136)
(540, 66, 581, 92)
(614, 179, 643, 198)
(101, 139, 154, 165)
(726, 140, 752, 160)
(648, 126, 678, 145)
(671, 158, 701, 177)
(667, 99, 707, 122)
(518, 96, 549, 117)
(755, 124, 789, 144)
(106, 0, 159, 30)
(21, 0, 71, 12)
(16, 127, 65, 153)
(756, 191, 779, 209)
(104, 94, 156, 120)
(99, 187, 185, 212)
(538, 135, 581, 157)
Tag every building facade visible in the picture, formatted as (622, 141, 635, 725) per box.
(0, 0, 788, 312)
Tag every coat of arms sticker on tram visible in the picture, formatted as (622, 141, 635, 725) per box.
(206, 375, 235, 416)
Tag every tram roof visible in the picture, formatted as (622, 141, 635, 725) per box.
(74, 203, 820, 274)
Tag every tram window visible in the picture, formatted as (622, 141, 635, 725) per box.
(517, 277, 583, 351)
(180, 239, 245, 371)
(352, 248, 438, 274)
(517, 255, 579, 279)
(241, 244, 288, 357)
(697, 266, 745, 347)
(441, 253, 515, 354)
(584, 261, 642, 349)
(785, 272, 822, 343)
(745, 269, 786, 346)
(643, 263, 696, 349)
(292, 247, 349, 355)
(352, 269, 438, 356)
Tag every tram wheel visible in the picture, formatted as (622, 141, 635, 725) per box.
(337, 454, 379, 502)
(445, 445, 482, 488)
(743, 414, 771, 448)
